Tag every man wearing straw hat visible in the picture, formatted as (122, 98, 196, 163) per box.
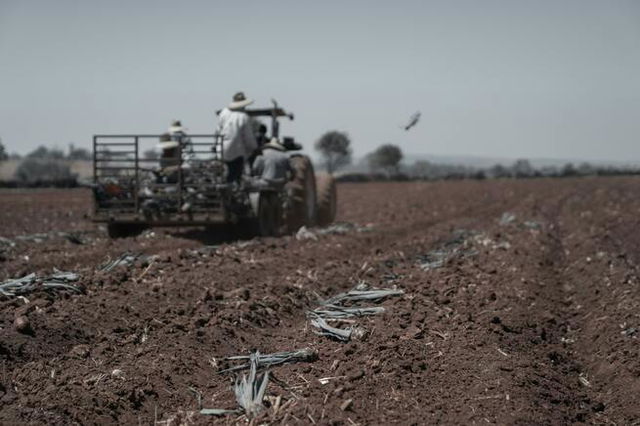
(157, 133, 181, 183)
(252, 138, 292, 189)
(215, 92, 258, 183)
(168, 119, 194, 160)
(168, 119, 191, 145)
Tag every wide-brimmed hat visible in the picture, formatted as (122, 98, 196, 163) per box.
(263, 138, 286, 151)
(168, 119, 187, 133)
(228, 92, 254, 110)
(283, 137, 302, 151)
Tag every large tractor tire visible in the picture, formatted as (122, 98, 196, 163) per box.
(284, 155, 317, 232)
(107, 223, 146, 239)
(315, 173, 337, 226)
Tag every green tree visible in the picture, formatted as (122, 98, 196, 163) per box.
(561, 163, 578, 177)
(67, 143, 92, 160)
(14, 158, 75, 183)
(367, 144, 403, 174)
(411, 160, 432, 179)
(511, 159, 534, 178)
(26, 145, 65, 160)
(489, 164, 510, 178)
(0, 138, 8, 162)
(314, 131, 352, 174)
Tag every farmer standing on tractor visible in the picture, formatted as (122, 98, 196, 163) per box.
(216, 92, 258, 183)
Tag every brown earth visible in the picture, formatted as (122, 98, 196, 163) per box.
(0, 178, 639, 425)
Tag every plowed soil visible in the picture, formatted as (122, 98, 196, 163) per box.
(1, 178, 639, 425)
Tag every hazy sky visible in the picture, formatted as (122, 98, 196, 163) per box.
(1, 0, 639, 162)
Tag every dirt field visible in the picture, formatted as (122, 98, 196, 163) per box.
(1, 178, 639, 425)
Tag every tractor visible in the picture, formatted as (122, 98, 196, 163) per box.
(91, 103, 337, 238)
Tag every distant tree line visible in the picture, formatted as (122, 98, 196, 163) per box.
(0, 143, 91, 187)
(479, 159, 640, 179)
(313, 134, 640, 182)
(336, 148, 640, 182)
(3, 136, 638, 187)
(0, 138, 7, 162)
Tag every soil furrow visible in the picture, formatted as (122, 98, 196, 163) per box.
(1, 178, 639, 424)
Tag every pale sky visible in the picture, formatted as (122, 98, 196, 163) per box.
(1, 0, 639, 162)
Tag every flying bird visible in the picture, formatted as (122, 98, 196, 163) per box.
(402, 111, 421, 131)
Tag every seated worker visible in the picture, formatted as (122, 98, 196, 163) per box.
(252, 138, 292, 190)
(157, 133, 181, 183)
(168, 119, 188, 141)
(168, 119, 194, 159)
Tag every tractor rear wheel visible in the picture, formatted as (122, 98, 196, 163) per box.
(284, 155, 317, 232)
(315, 173, 337, 226)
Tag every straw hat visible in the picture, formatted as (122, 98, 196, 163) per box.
(168, 119, 187, 133)
(228, 92, 254, 110)
(263, 138, 286, 151)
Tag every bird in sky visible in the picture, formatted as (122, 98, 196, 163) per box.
(402, 111, 421, 131)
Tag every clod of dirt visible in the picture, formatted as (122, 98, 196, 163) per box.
(340, 398, 353, 411)
(241, 288, 250, 301)
(296, 226, 318, 241)
(348, 369, 365, 382)
(351, 326, 368, 341)
(14, 315, 33, 335)
(69, 344, 90, 359)
(111, 369, 125, 379)
(401, 325, 423, 340)
(200, 289, 212, 302)
(194, 316, 209, 328)
(344, 344, 358, 356)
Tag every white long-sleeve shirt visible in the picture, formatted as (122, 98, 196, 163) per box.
(215, 108, 257, 161)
